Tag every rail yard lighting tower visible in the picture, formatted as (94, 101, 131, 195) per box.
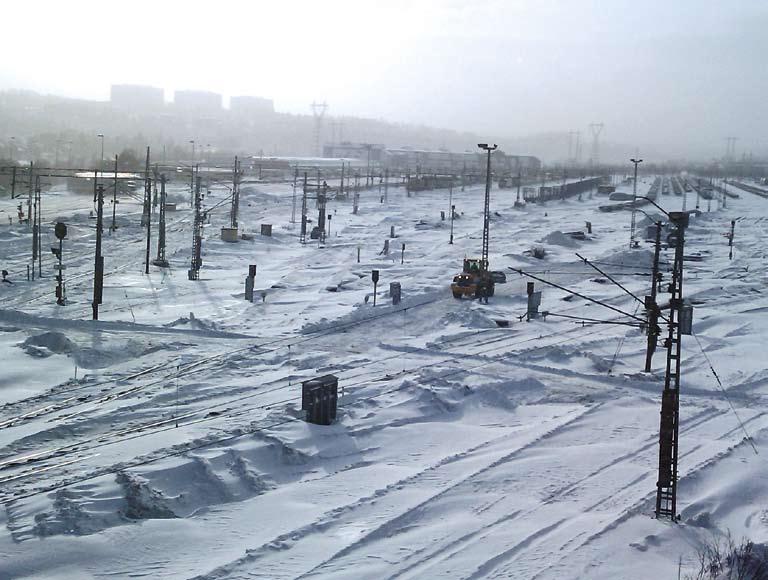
(477, 143, 497, 272)
(629, 158, 643, 247)
(189, 139, 196, 163)
(97, 133, 105, 166)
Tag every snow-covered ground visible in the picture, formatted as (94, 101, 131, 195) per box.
(1, 173, 767, 579)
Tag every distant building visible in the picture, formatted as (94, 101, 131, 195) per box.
(229, 96, 274, 116)
(323, 143, 541, 175)
(323, 142, 386, 163)
(173, 90, 222, 113)
(110, 84, 164, 110)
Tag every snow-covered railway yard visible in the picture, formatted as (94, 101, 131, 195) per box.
(1, 174, 768, 579)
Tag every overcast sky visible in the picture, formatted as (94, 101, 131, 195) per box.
(2, 0, 766, 158)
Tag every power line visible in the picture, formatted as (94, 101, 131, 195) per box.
(543, 312, 643, 327)
(576, 252, 646, 308)
(691, 331, 758, 455)
(508, 266, 647, 324)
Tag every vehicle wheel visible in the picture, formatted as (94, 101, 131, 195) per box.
(452, 291, 462, 299)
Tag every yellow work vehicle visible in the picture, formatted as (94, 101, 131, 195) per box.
(451, 258, 495, 299)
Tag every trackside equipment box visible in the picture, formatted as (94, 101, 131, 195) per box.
(301, 374, 338, 425)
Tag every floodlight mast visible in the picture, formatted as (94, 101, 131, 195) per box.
(478, 143, 497, 271)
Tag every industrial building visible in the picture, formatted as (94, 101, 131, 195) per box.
(323, 142, 541, 175)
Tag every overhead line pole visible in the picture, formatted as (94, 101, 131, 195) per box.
(143, 147, 152, 274)
(655, 211, 689, 521)
(644, 221, 663, 372)
(111, 155, 118, 232)
(92, 184, 105, 320)
(629, 158, 643, 247)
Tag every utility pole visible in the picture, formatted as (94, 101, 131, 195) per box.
(339, 162, 345, 199)
(644, 221, 662, 372)
(189, 165, 195, 208)
(291, 166, 298, 223)
(629, 158, 643, 247)
(153, 174, 169, 267)
(143, 148, 152, 275)
(152, 165, 159, 212)
(31, 175, 40, 279)
(141, 147, 151, 228)
(655, 211, 689, 521)
(27, 162, 33, 231)
(92, 184, 105, 320)
(318, 181, 328, 244)
(516, 169, 522, 204)
(10, 165, 16, 199)
(364, 143, 372, 188)
(188, 175, 203, 280)
(35, 176, 42, 278)
(300, 172, 308, 244)
(230, 156, 241, 229)
(448, 179, 454, 244)
(110, 155, 118, 232)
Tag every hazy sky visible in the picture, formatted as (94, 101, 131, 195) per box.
(2, 0, 766, 157)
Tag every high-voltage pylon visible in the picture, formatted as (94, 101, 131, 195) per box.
(311, 101, 328, 157)
(188, 173, 203, 280)
(589, 122, 604, 168)
(655, 211, 689, 521)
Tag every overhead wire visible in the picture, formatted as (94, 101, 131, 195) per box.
(691, 330, 758, 455)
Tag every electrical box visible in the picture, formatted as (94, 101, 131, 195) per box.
(390, 282, 401, 305)
(679, 304, 693, 335)
(527, 291, 542, 319)
(301, 375, 338, 426)
(261, 224, 273, 237)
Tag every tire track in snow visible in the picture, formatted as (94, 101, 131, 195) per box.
(524, 416, 768, 580)
(466, 409, 768, 580)
(373, 405, 724, 580)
